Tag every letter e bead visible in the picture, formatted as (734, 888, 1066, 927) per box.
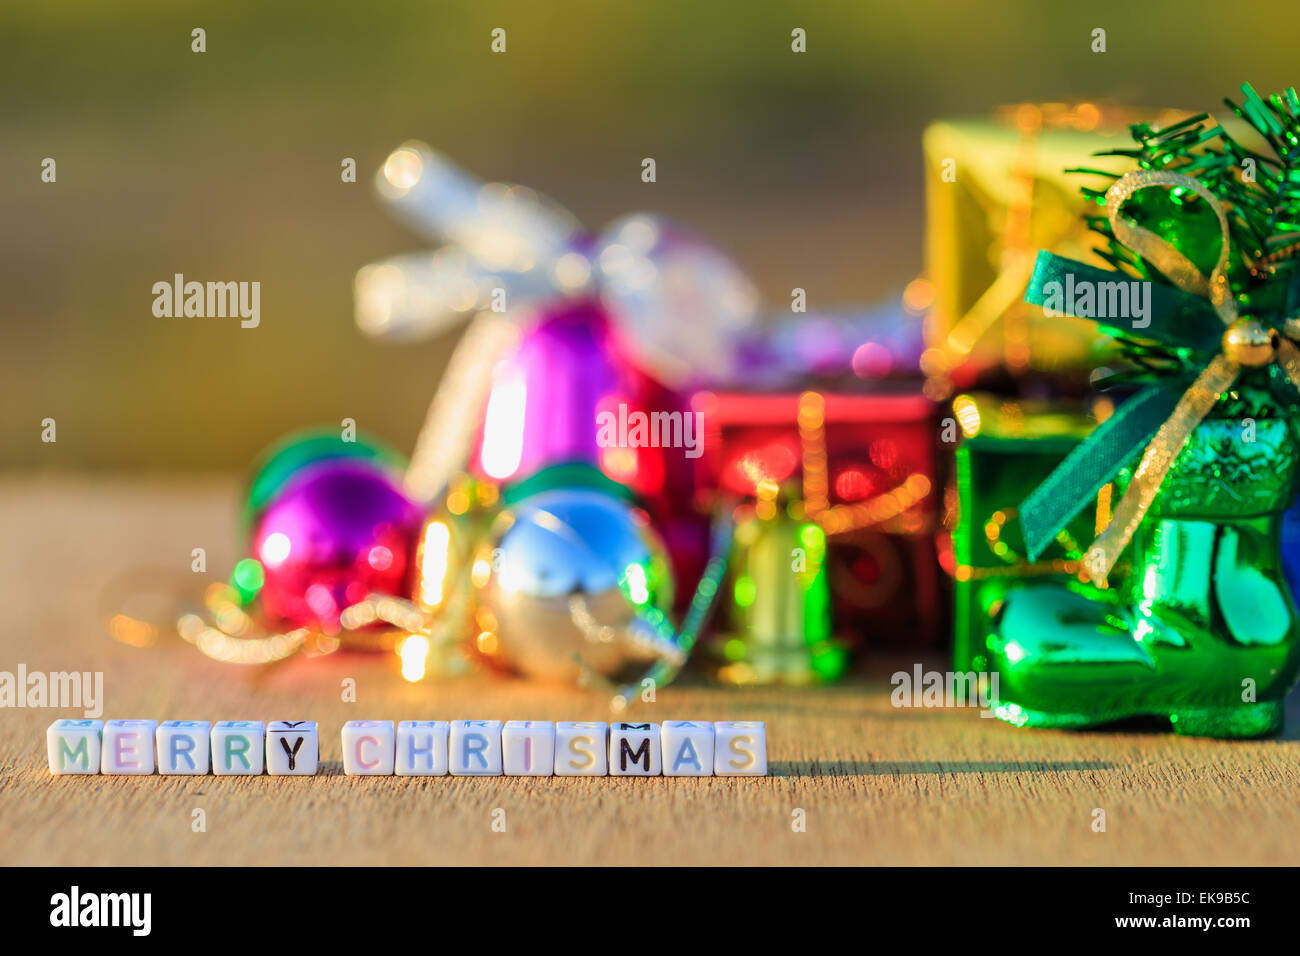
(102, 719, 158, 775)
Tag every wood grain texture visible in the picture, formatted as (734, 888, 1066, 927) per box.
(3, 476, 1300, 865)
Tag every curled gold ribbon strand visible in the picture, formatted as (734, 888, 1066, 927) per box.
(1276, 337, 1300, 390)
(1104, 170, 1237, 324)
(1082, 171, 1245, 580)
(1084, 355, 1240, 579)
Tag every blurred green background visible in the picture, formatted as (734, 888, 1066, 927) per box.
(4, 0, 1298, 470)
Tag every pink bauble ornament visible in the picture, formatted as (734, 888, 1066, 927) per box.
(252, 459, 424, 633)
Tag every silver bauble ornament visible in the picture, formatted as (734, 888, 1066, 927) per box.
(472, 485, 682, 684)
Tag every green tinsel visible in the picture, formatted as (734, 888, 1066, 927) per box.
(1066, 84, 1300, 393)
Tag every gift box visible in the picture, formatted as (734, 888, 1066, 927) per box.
(694, 388, 943, 649)
(947, 393, 1120, 673)
(922, 102, 1185, 392)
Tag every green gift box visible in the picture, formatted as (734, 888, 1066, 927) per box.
(950, 394, 1121, 673)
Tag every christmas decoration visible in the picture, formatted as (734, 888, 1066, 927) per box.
(47, 716, 769, 778)
(696, 389, 941, 650)
(727, 293, 928, 391)
(946, 393, 1117, 674)
(349, 143, 931, 687)
(707, 482, 847, 685)
(251, 459, 424, 634)
(415, 463, 731, 705)
(167, 432, 442, 668)
(353, 142, 771, 628)
(353, 141, 763, 506)
(922, 102, 1185, 394)
(473, 480, 677, 683)
(241, 428, 405, 529)
(126, 144, 926, 698)
(986, 85, 1300, 737)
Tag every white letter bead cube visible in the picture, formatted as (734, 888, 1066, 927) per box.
(449, 720, 503, 775)
(211, 721, 265, 775)
(266, 721, 319, 776)
(713, 721, 767, 775)
(46, 719, 103, 775)
(661, 721, 715, 776)
(156, 720, 212, 775)
(502, 720, 555, 776)
(555, 721, 608, 775)
(609, 722, 661, 776)
(395, 720, 450, 775)
(101, 719, 158, 775)
(341, 720, 395, 775)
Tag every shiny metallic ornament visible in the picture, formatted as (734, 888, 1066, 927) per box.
(708, 485, 846, 685)
(1221, 318, 1276, 367)
(989, 413, 1300, 738)
(253, 460, 424, 634)
(242, 428, 405, 529)
(471, 483, 681, 684)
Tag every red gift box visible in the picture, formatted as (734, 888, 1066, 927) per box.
(693, 389, 945, 647)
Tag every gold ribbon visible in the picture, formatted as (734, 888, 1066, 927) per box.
(1083, 170, 1300, 581)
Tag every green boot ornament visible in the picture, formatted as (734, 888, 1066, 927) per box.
(982, 85, 1300, 738)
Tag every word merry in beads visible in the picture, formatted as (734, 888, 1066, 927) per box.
(46, 719, 767, 777)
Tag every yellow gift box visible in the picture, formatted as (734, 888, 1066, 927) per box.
(921, 103, 1187, 391)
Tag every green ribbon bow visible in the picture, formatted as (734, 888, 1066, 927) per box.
(1017, 168, 1300, 572)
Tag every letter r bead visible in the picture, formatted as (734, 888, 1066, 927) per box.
(449, 720, 503, 775)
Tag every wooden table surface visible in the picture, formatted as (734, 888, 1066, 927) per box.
(4, 475, 1300, 866)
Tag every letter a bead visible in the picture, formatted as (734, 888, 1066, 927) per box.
(661, 721, 714, 777)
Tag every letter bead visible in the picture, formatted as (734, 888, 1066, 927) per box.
(502, 720, 555, 776)
(211, 720, 265, 775)
(713, 721, 767, 776)
(661, 721, 715, 777)
(266, 721, 319, 776)
(342, 720, 395, 775)
(156, 720, 212, 775)
(555, 721, 608, 775)
(395, 720, 450, 776)
(449, 719, 503, 775)
(46, 719, 103, 775)
(609, 722, 661, 776)
(102, 719, 158, 775)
